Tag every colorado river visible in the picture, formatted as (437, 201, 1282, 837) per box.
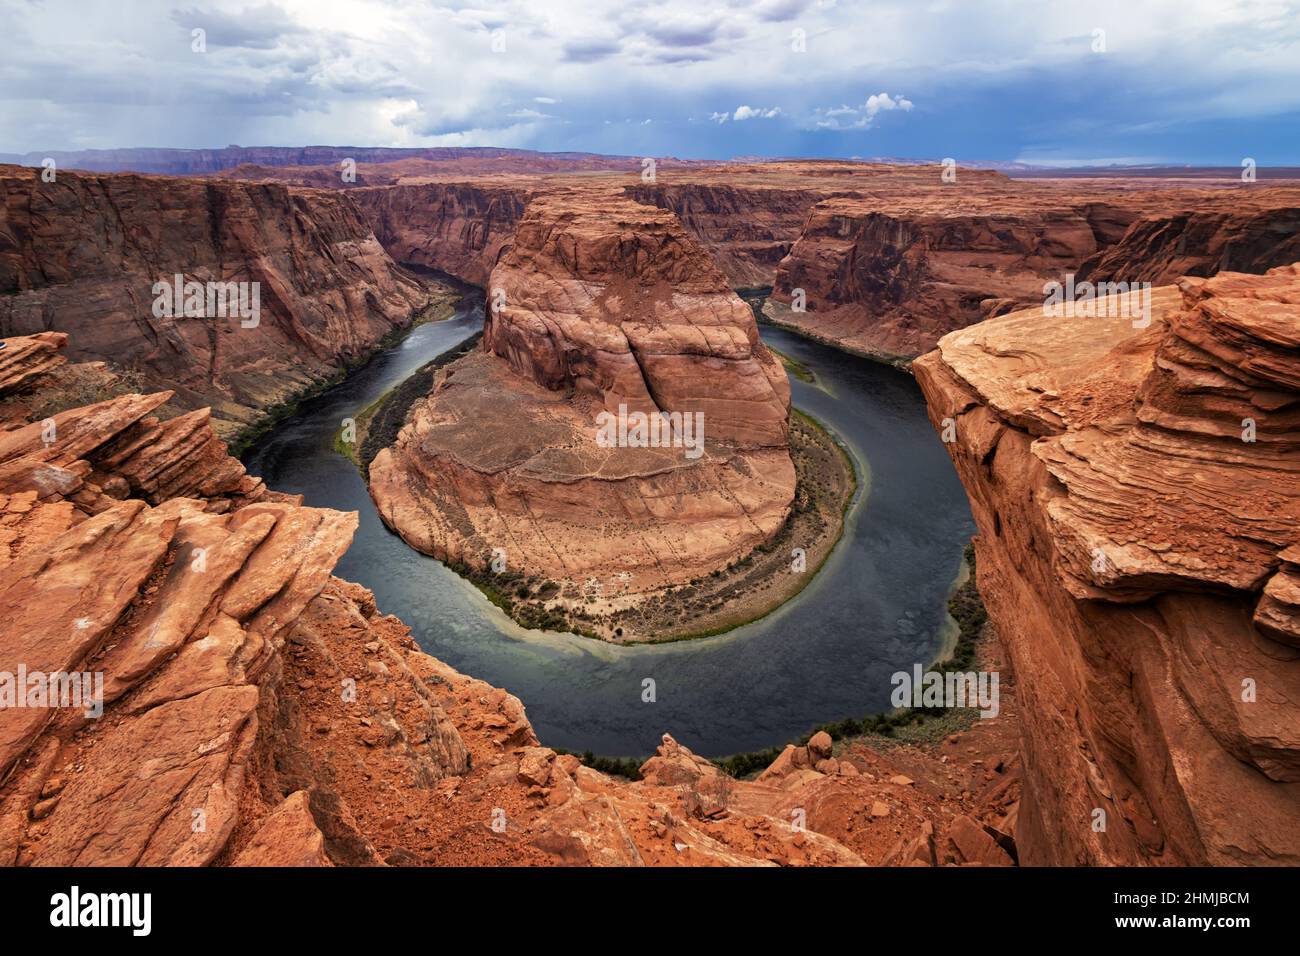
(242, 296, 976, 757)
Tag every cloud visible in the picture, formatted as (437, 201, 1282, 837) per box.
(813, 92, 914, 129)
(0, 0, 1297, 164)
(170, 3, 304, 50)
(561, 37, 622, 62)
(733, 105, 783, 120)
(756, 0, 817, 22)
(616, 8, 731, 47)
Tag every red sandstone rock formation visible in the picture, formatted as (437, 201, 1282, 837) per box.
(368, 189, 795, 597)
(1077, 203, 1300, 286)
(351, 181, 530, 286)
(768, 189, 1111, 360)
(203, 158, 1298, 365)
(625, 181, 829, 288)
(0, 331, 1012, 868)
(914, 266, 1300, 865)
(768, 180, 1300, 361)
(0, 164, 436, 437)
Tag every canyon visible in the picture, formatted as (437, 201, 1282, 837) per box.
(0, 331, 1014, 867)
(0, 148, 1297, 868)
(180, 154, 1300, 362)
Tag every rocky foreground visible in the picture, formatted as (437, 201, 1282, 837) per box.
(368, 188, 799, 626)
(0, 332, 1015, 866)
(914, 265, 1300, 865)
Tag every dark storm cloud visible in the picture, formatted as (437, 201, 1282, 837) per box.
(170, 2, 305, 49)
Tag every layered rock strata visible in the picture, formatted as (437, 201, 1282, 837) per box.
(197, 158, 1300, 365)
(914, 266, 1300, 865)
(768, 181, 1300, 361)
(1078, 204, 1300, 285)
(768, 193, 1104, 360)
(0, 331, 1014, 867)
(351, 181, 530, 286)
(0, 165, 436, 437)
(368, 191, 796, 599)
(625, 182, 829, 288)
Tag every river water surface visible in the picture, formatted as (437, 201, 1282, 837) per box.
(243, 298, 975, 757)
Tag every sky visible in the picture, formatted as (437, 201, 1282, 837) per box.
(2, 0, 1299, 164)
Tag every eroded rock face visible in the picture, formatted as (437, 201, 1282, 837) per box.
(0, 165, 434, 437)
(351, 181, 530, 286)
(1078, 204, 1300, 286)
(769, 193, 1105, 360)
(369, 190, 795, 596)
(914, 266, 1300, 865)
(193, 157, 1298, 368)
(0, 331, 1014, 868)
(756, 170, 1300, 361)
(625, 182, 828, 288)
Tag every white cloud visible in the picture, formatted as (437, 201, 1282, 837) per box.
(812, 92, 913, 130)
(733, 105, 783, 120)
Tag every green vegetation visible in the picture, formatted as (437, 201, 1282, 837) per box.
(25, 363, 147, 420)
(450, 560, 604, 639)
(766, 343, 815, 383)
(352, 331, 482, 476)
(547, 541, 989, 779)
(610, 407, 858, 645)
(552, 748, 643, 781)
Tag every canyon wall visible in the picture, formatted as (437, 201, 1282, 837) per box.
(0, 165, 435, 438)
(175, 158, 1300, 371)
(350, 182, 530, 286)
(1077, 203, 1300, 285)
(625, 182, 828, 288)
(914, 267, 1300, 865)
(368, 188, 796, 601)
(767, 194, 1111, 360)
(769, 183, 1300, 361)
(0, 332, 1014, 868)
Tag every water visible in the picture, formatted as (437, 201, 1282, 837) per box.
(242, 299, 975, 758)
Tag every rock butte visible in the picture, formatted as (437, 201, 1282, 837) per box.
(368, 189, 795, 597)
(0, 333, 1015, 867)
(914, 265, 1300, 865)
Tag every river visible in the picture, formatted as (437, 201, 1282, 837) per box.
(242, 296, 976, 758)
